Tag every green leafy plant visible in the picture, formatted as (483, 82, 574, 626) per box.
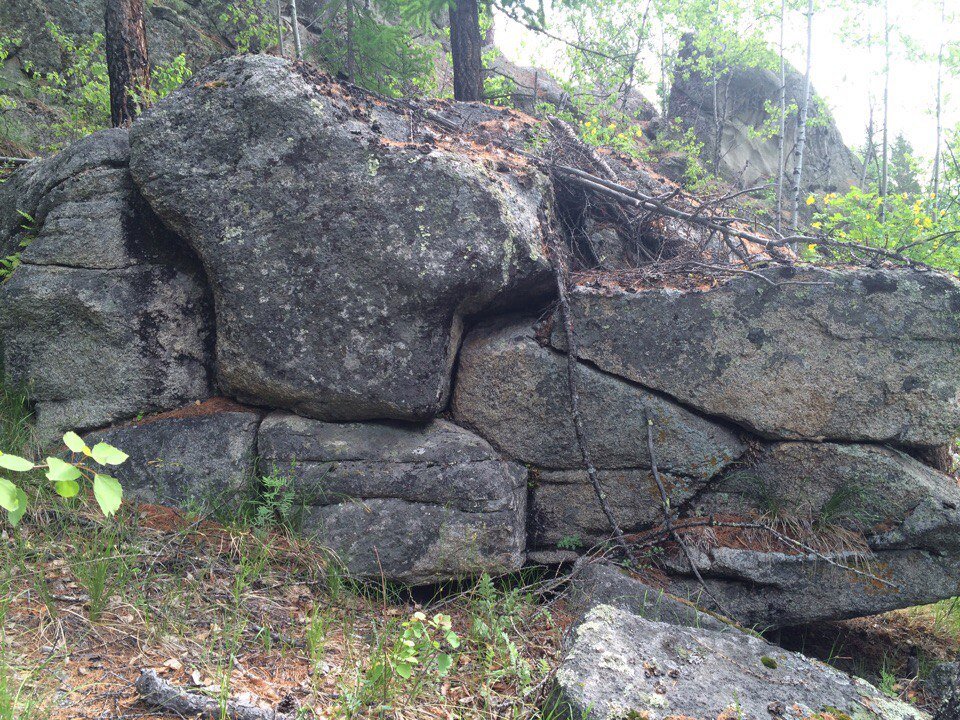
(218, 0, 279, 54)
(363, 611, 461, 703)
(0, 431, 126, 526)
(251, 465, 297, 529)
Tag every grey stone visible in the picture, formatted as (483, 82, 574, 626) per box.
(551, 604, 927, 720)
(130, 55, 552, 423)
(669, 33, 860, 194)
(697, 442, 960, 550)
(927, 663, 960, 707)
(453, 318, 744, 474)
(567, 562, 730, 632)
(0, 130, 212, 443)
(257, 412, 527, 584)
(85, 406, 260, 510)
(666, 547, 960, 629)
(551, 266, 960, 446)
(529, 468, 701, 548)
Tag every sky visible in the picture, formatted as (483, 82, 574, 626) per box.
(494, 0, 957, 161)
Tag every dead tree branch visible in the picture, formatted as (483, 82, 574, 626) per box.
(135, 669, 295, 720)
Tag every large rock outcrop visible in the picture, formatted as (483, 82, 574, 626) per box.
(130, 54, 552, 423)
(669, 34, 861, 192)
(551, 266, 960, 447)
(257, 413, 527, 584)
(0, 129, 212, 442)
(551, 604, 926, 720)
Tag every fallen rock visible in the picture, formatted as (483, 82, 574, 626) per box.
(257, 413, 527, 584)
(552, 266, 960, 446)
(131, 54, 552, 423)
(666, 548, 960, 628)
(551, 604, 926, 720)
(85, 401, 260, 510)
(567, 562, 729, 632)
(0, 130, 212, 442)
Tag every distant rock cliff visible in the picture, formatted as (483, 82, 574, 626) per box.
(669, 35, 861, 193)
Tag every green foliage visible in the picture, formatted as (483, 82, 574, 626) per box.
(0, 428, 126, 527)
(71, 525, 134, 622)
(308, 0, 439, 98)
(360, 611, 461, 707)
(218, 0, 279, 54)
(16, 23, 192, 150)
(804, 185, 960, 271)
(248, 465, 298, 529)
(557, 534, 583, 550)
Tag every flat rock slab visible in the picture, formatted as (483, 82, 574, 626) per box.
(131, 55, 552, 423)
(85, 404, 260, 510)
(551, 604, 926, 720)
(666, 547, 960, 628)
(697, 441, 960, 551)
(257, 413, 527, 584)
(551, 266, 960, 446)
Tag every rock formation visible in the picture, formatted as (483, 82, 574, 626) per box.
(2, 55, 960, 637)
(669, 35, 861, 192)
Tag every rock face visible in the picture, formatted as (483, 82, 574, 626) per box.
(552, 266, 960, 446)
(130, 54, 552, 423)
(552, 604, 926, 720)
(85, 403, 260, 510)
(669, 34, 861, 192)
(453, 317, 744, 547)
(257, 413, 527, 584)
(0, 130, 212, 442)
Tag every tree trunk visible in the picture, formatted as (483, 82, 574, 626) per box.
(275, 0, 286, 57)
(289, 0, 302, 60)
(932, 0, 945, 212)
(775, 0, 786, 232)
(104, 0, 151, 128)
(449, 0, 483, 101)
(880, 0, 890, 222)
(790, 0, 814, 231)
(345, 0, 356, 83)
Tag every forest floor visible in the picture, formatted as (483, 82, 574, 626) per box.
(2, 500, 959, 720)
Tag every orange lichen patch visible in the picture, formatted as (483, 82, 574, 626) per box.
(126, 397, 258, 426)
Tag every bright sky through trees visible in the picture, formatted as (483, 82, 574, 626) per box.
(495, 0, 957, 158)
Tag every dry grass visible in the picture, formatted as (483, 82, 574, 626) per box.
(0, 503, 569, 720)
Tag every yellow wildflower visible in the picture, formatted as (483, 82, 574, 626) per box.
(806, 194, 816, 206)
(807, 243, 818, 252)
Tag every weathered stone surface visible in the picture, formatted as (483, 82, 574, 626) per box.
(551, 604, 926, 720)
(529, 468, 700, 548)
(0, 130, 212, 443)
(85, 403, 260, 509)
(567, 562, 729, 632)
(257, 412, 527, 584)
(656, 440, 960, 626)
(697, 442, 960, 550)
(454, 318, 744, 549)
(666, 548, 960, 629)
(453, 318, 744, 473)
(552, 266, 960, 446)
(131, 55, 552, 423)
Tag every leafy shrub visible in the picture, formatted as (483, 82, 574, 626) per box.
(0, 431, 126, 526)
(218, 0, 279, 54)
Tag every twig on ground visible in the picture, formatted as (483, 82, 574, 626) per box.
(135, 669, 296, 720)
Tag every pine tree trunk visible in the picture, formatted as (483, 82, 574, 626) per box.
(790, 0, 814, 231)
(449, 0, 483, 101)
(275, 0, 286, 57)
(104, 0, 151, 128)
